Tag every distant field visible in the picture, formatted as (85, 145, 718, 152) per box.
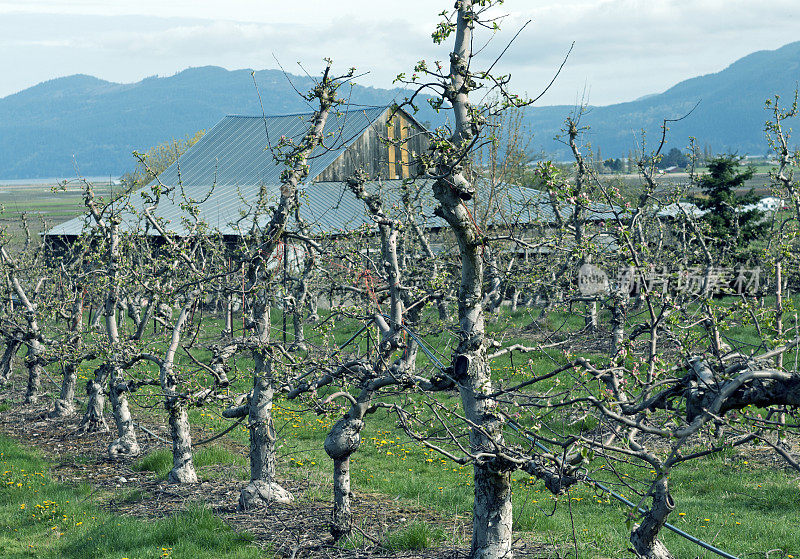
(0, 171, 780, 245)
(0, 180, 117, 244)
(601, 171, 777, 201)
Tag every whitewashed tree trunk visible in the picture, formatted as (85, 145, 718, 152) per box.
(452, 347, 513, 559)
(587, 300, 598, 330)
(77, 363, 110, 434)
(324, 413, 364, 539)
(50, 286, 85, 418)
(308, 294, 319, 323)
(50, 362, 77, 418)
(103, 227, 140, 458)
(431, 4, 514, 556)
(89, 307, 104, 330)
(108, 367, 141, 457)
(510, 286, 520, 312)
(332, 456, 351, 532)
(484, 247, 503, 314)
(23, 339, 44, 404)
(162, 298, 198, 484)
(225, 295, 234, 336)
(166, 396, 197, 483)
(610, 291, 627, 359)
(238, 346, 292, 508)
(290, 235, 314, 351)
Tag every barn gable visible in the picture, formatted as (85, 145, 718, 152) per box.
(315, 108, 428, 182)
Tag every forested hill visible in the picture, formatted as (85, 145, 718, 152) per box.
(2, 41, 800, 178)
(0, 67, 434, 179)
(525, 41, 800, 159)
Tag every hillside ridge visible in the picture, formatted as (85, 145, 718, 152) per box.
(2, 41, 800, 178)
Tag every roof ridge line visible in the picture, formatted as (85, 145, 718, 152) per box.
(225, 105, 390, 119)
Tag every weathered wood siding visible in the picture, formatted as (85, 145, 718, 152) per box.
(315, 108, 429, 182)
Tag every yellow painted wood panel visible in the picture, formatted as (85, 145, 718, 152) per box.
(399, 115, 409, 178)
(387, 118, 396, 178)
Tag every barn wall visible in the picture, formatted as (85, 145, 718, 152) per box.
(315, 109, 429, 182)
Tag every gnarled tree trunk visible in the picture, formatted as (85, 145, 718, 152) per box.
(166, 395, 197, 483)
(0, 337, 21, 386)
(49, 362, 77, 418)
(238, 349, 292, 509)
(324, 414, 364, 539)
(630, 477, 675, 559)
(50, 286, 85, 418)
(108, 367, 141, 458)
(23, 339, 44, 404)
(77, 363, 111, 434)
(431, 4, 514, 556)
(161, 299, 198, 484)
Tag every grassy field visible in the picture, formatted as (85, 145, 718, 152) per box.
(0, 179, 117, 243)
(0, 435, 263, 559)
(0, 301, 796, 558)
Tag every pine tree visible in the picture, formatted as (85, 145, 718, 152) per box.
(693, 155, 766, 261)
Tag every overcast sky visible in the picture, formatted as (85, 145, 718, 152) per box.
(1, 1, 798, 105)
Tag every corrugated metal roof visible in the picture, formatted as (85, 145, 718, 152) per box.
(295, 179, 619, 237)
(157, 108, 388, 187)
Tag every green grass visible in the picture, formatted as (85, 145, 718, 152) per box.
(194, 446, 246, 469)
(133, 448, 173, 478)
(0, 435, 265, 559)
(382, 521, 446, 551)
(8, 296, 800, 558)
(115, 488, 145, 504)
(133, 445, 246, 480)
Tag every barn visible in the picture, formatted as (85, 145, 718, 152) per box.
(45, 104, 619, 245)
(46, 105, 433, 242)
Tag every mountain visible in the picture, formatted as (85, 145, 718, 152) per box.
(524, 41, 800, 159)
(2, 41, 800, 178)
(0, 67, 436, 179)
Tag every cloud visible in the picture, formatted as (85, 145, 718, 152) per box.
(2, 39, 77, 48)
(67, 16, 433, 93)
(471, 0, 800, 104)
(96, 21, 288, 57)
(2, 2, 799, 104)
